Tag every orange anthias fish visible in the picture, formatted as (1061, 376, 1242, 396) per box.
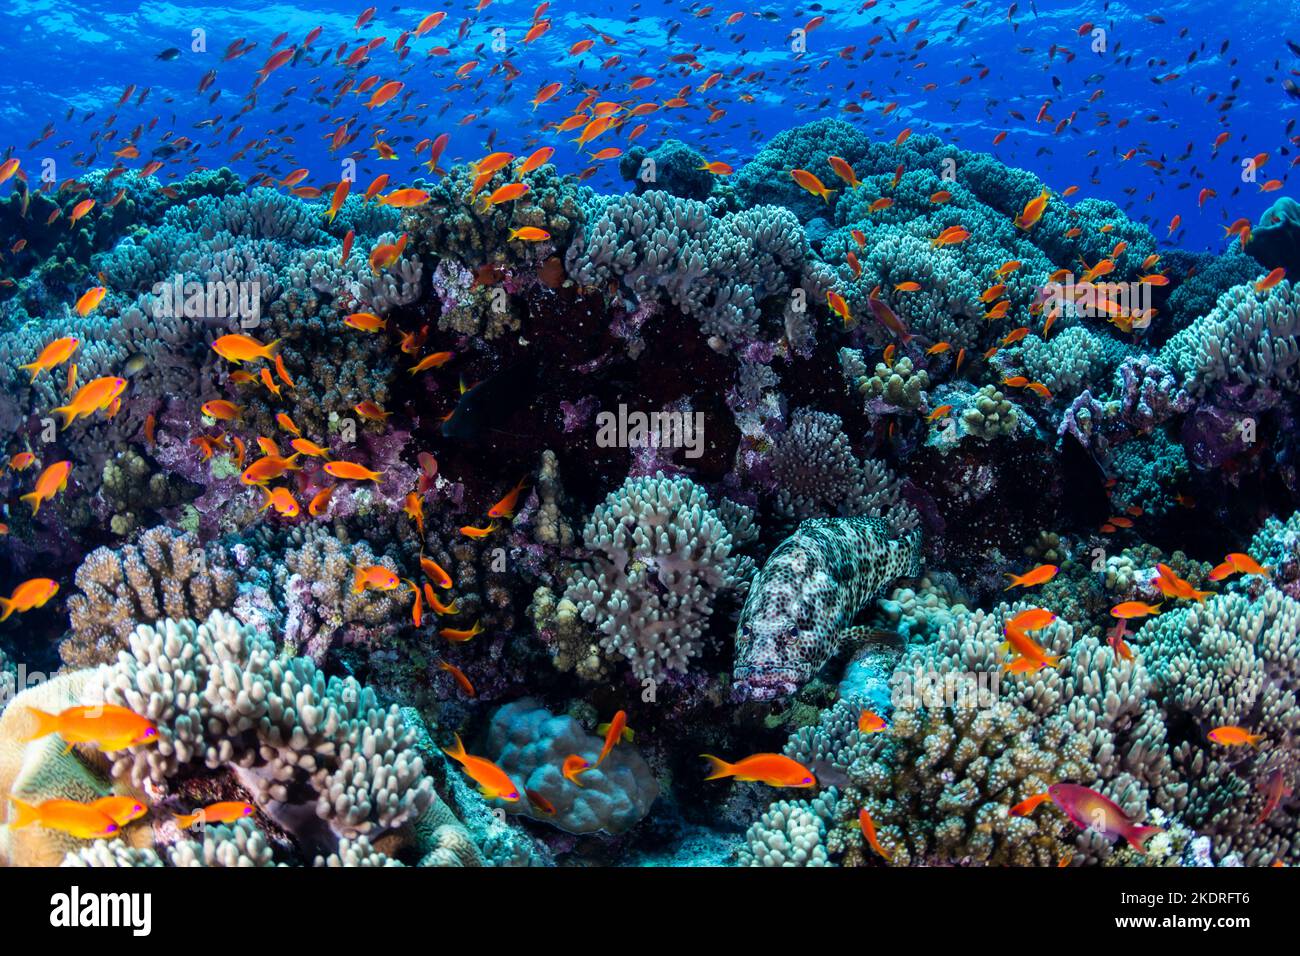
(1226, 552, 1270, 577)
(74, 283, 105, 317)
(308, 485, 336, 518)
(258, 487, 300, 518)
(487, 478, 529, 519)
(826, 155, 861, 189)
(323, 460, 382, 482)
(325, 180, 350, 223)
(1108, 620, 1134, 662)
(443, 732, 520, 801)
(856, 807, 892, 861)
(698, 161, 733, 175)
(1006, 607, 1057, 632)
(9, 798, 120, 840)
(1255, 267, 1286, 293)
(344, 311, 386, 333)
(1048, 783, 1161, 853)
(175, 802, 255, 828)
(212, 334, 279, 363)
(931, 225, 970, 247)
(701, 753, 816, 787)
(481, 182, 530, 208)
(826, 290, 852, 325)
(378, 188, 431, 208)
(1009, 791, 1052, 816)
(790, 168, 836, 203)
(51, 376, 126, 427)
(21, 460, 72, 514)
(420, 554, 454, 589)
(90, 795, 148, 827)
(409, 351, 454, 375)
(563, 754, 592, 787)
(22, 704, 158, 751)
(437, 660, 476, 697)
(353, 565, 400, 593)
(507, 227, 550, 242)
(1002, 625, 1061, 674)
(1014, 188, 1051, 230)
(241, 454, 300, 485)
(440, 620, 484, 643)
(596, 710, 633, 766)
(1154, 563, 1212, 603)
(21, 336, 80, 381)
(7, 451, 36, 472)
(404, 492, 425, 535)
(0, 577, 60, 621)
(1110, 601, 1162, 619)
(858, 710, 887, 734)
(1004, 564, 1058, 589)
(1207, 726, 1265, 747)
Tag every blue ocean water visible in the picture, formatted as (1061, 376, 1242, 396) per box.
(0, 0, 1293, 250)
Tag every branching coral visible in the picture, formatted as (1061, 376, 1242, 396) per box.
(782, 604, 1182, 866)
(1135, 592, 1300, 865)
(563, 472, 757, 681)
(566, 190, 834, 351)
(63, 525, 238, 668)
(1161, 281, 1300, 398)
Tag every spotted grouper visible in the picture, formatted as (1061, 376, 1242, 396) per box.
(733, 516, 922, 700)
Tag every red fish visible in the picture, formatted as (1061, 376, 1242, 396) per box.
(1048, 783, 1161, 853)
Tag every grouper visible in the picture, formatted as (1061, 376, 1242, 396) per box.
(733, 516, 922, 700)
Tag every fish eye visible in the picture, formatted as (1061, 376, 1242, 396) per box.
(803, 777, 814, 784)
(106, 824, 119, 833)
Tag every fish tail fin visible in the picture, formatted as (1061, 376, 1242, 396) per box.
(49, 404, 76, 429)
(18, 492, 40, 516)
(1003, 574, 1022, 590)
(19, 706, 60, 741)
(1126, 825, 1162, 854)
(700, 754, 732, 781)
(258, 486, 273, 513)
(262, 339, 281, 359)
(0, 597, 11, 622)
(821, 188, 837, 203)
(9, 798, 39, 829)
(175, 812, 200, 829)
(18, 362, 39, 381)
(441, 732, 468, 764)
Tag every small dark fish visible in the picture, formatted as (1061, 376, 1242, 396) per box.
(440, 357, 539, 442)
(155, 48, 181, 61)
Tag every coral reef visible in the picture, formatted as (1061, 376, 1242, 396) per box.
(563, 472, 757, 681)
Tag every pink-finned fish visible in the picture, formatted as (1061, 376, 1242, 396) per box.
(1048, 783, 1162, 853)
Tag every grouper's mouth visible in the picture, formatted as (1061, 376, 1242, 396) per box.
(732, 664, 803, 701)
